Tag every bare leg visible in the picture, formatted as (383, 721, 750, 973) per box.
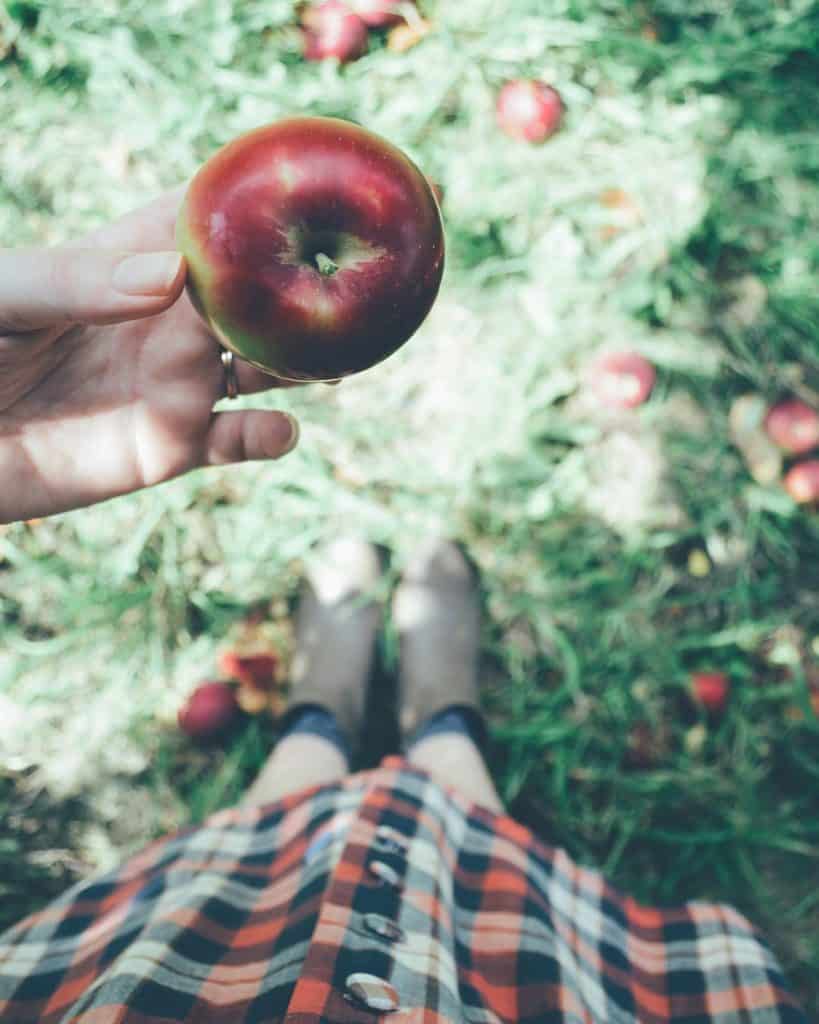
(243, 734, 347, 808)
(407, 733, 504, 814)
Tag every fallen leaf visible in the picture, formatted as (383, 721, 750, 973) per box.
(236, 685, 270, 715)
(219, 651, 279, 691)
(387, 17, 431, 51)
(729, 394, 783, 485)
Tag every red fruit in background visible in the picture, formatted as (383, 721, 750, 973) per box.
(784, 460, 819, 504)
(691, 672, 730, 715)
(350, 0, 407, 27)
(496, 80, 563, 143)
(588, 351, 656, 409)
(218, 651, 278, 690)
(764, 399, 819, 455)
(177, 117, 444, 381)
(178, 682, 239, 742)
(302, 1, 368, 63)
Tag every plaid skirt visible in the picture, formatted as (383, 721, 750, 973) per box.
(0, 758, 806, 1023)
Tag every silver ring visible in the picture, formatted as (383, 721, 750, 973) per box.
(221, 348, 239, 400)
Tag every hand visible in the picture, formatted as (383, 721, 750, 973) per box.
(0, 188, 300, 525)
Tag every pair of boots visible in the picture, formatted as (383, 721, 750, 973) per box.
(287, 537, 483, 755)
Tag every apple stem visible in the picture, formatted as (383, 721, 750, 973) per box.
(315, 252, 339, 277)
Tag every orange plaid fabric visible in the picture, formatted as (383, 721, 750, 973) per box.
(0, 759, 807, 1023)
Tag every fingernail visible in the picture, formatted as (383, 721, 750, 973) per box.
(113, 251, 183, 296)
(281, 413, 300, 454)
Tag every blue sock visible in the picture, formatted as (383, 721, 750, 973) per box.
(406, 706, 487, 754)
(279, 705, 352, 764)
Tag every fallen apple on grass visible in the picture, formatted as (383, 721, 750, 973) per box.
(178, 681, 240, 742)
(691, 671, 730, 716)
(784, 460, 819, 505)
(587, 350, 656, 409)
(497, 80, 563, 143)
(764, 399, 819, 455)
(302, 0, 368, 62)
(177, 117, 445, 381)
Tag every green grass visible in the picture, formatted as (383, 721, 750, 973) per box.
(1, 0, 819, 1011)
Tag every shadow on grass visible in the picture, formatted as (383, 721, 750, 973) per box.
(0, 768, 92, 935)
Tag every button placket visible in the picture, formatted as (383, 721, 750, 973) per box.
(374, 825, 410, 854)
(373, 835, 406, 857)
(284, 787, 443, 1021)
(367, 859, 402, 889)
(345, 972, 401, 1013)
(361, 913, 406, 944)
(368, 826, 410, 893)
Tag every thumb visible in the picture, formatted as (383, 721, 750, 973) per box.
(203, 410, 301, 468)
(0, 247, 186, 333)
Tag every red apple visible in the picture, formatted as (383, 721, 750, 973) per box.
(350, 0, 407, 27)
(177, 117, 444, 381)
(302, 1, 368, 63)
(497, 80, 563, 143)
(588, 350, 656, 409)
(691, 672, 730, 716)
(784, 460, 819, 504)
(178, 681, 239, 742)
(764, 399, 819, 455)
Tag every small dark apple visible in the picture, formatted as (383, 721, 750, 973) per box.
(177, 117, 445, 381)
(588, 350, 656, 409)
(497, 80, 563, 143)
(178, 681, 239, 742)
(764, 399, 819, 455)
(784, 460, 819, 504)
(351, 0, 407, 27)
(691, 671, 730, 716)
(302, 0, 368, 63)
